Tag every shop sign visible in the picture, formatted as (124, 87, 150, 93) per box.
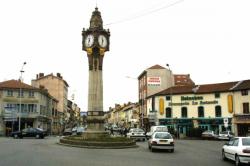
(147, 77, 161, 86)
(169, 100, 218, 106)
(181, 96, 203, 101)
(159, 98, 164, 115)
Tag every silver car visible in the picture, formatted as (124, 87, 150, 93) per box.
(127, 128, 146, 141)
(148, 131, 174, 152)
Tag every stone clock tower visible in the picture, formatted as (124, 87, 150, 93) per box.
(82, 7, 110, 131)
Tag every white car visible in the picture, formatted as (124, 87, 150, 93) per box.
(72, 126, 85, 135)
(127, 128, 146, 141)
(222, 137, 250, 166)
(218, 131, 234, 140)
(148, 131, 174, 152)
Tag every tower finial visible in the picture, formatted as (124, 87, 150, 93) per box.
(89, 7, 103, 30)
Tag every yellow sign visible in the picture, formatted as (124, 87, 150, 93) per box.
(86, 48, 92, 55)
(99, 48, 105, 56)
(227, 95, 233, 113)
(159, 98, 164, 115)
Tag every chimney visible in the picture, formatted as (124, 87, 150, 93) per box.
(39, 73, 44, 78)
(57, 73, 62, 78)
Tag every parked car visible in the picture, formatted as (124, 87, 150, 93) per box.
(201, 130, 218, 140)
(11, 127, 46, 139)
(222, 137, 250, 166)
(63, 128, 72, 136)
(127, 128, 146, 141)
(72, 126, 85, 135)
(146, 126, 168, 139)
(148, 131, 174, 152)
(218, 131, 234, 140)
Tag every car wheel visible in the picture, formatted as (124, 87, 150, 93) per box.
(222, 150, 227, 161)
(170, 149, 174, 153)
(151, 147, 154, 152)
(36, 134, 40, 139)
(235, 155, 241, 166)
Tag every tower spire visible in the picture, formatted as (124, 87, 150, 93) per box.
(89, 7, 103, 30)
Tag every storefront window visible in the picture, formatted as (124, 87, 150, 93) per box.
(198, 106, 204, 117)
(215, 105, 222, 117)
(165, 107, 172, 118)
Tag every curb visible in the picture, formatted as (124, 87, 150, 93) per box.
(57, 142, 139, 149)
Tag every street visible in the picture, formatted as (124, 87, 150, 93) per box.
(0, 137, 235, 166)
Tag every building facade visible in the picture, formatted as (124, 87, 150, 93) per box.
(32, 73, 69, 133)
(0, 80, 58, 136)
(138, 64, 174, 130)
(231, 80, 250, 136)
(146, 80, 250, 137)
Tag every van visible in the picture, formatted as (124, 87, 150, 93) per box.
(146, 126, 168, 139)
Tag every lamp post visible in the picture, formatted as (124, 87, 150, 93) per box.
(18, 62, 26, 132)
(166, 64, 177, 137)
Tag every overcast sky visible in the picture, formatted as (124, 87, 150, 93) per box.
(0, 0, 249, 111)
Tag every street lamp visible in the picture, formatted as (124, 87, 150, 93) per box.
(18, 62, 26, 132)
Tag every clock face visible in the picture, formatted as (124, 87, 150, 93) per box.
(85, 34, 94, 47)
(98, 35, 107, 48)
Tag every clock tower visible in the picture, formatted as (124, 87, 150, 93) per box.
(82, 7, 110, 131)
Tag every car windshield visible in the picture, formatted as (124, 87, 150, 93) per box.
(132, 129, 144, 132)
(155, 127, 168, 132)
(155, 133, 172, 139)
(242, 138, 250, 146)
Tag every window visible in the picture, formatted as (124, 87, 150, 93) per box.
(243, 103, 249, 114)
(215, 105, 222, 117)
(242, 138, 250, 146)
(18, 91, 24, 97)
(198, 106, 204, 117)
(166, 96, 171, 101)
(165, 107, 172, 118)
(181, 107, 188, 118)
(29, 91, 34, 97)
(232, 138, 239, 146)
(241, 90, 248, 96)
(7, 90, 13, 97)
(215, 92, 220, 98)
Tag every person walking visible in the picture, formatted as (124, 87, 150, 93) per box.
(110, 127, 114, 136)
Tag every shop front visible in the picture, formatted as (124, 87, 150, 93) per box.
(159, 117, 232, 137)
(233, 114, 250, 136)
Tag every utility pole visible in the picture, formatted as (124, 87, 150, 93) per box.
(18, 62, 26, 132)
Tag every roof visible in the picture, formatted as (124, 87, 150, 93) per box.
(33, 73, 69, 87)
(231, 80, 250, 91)
(149, 80, 250, 97)
(197, 81, 237, 93)
(0, 80, 38, 90)
(174, 74, 195, 86)
(0, 80, 58, 102)
(138, 64, 166, 79)
(147, 64, 166, 70)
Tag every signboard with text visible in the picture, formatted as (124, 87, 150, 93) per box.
(147, 77, 161, 86)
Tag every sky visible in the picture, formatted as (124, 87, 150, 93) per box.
(0, 0, 249, 112)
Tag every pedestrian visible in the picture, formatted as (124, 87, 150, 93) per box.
(110, 127, 114, 136)
(124, 127, 128, 137)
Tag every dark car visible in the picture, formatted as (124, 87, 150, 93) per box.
(11, 128, 46, 139)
